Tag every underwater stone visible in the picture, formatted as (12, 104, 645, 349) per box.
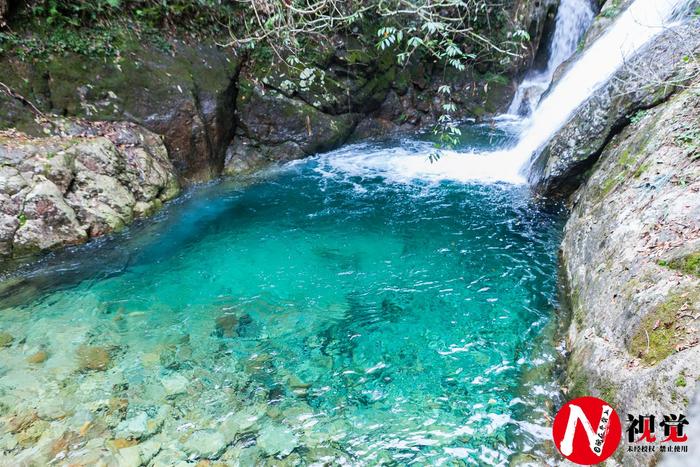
(116, 445, 141, 467)
(76, 345, 112, 372)
(137, 439, 162, 465)
(183, 429, 227, 459)
(0, 331, 13, 347)
(214, 314, 240, 338)
(26, 350, 48, 364)
(161, 373, 189, 396)
(115, 412, 149, 439)
(256, 424, 298, 457)
(214, 313, 252, 338)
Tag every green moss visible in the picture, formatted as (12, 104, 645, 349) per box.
(659, 252, 700, 278)
(597, 145, 652, 199)
(599, 172, 624, 199)
(571, 288, 584, 327)
(629, 110, 647, 125)
(600, 0, 622, 18)
(633, 161, 651, 178)
(675, 375, 687, 387)
(566, 360, 589, 399)
(599, 380, 618, 405)
(629, 291, 699, 365)
(618, 149, 638, 167)
(17, 213, 27, 227)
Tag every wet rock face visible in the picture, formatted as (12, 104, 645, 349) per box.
(0, 120, 179, 258)
(224, 79, 359, 175)
(531, 20, 700, 197)
(560, 79, 700, 465)
(0, 42, 242, 182)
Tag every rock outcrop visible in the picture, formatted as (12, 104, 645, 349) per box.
(560, 76, 700, 465)
(0, 41, 242, 182)
(0, 120, 179, 259)
(530, 19, 700, 196)
(0, 0, 560, 182)
(528, 5, 700, 464)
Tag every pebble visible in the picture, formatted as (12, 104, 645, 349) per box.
(220, 407, 261, 441)
(162, 373, 189, 396)
(115, 412, 149, 439)
(27, 350, 48, 364)
(110, 438, 138, 449)
(256, 424, 298, 457)
(117, 445, 141, 467)
(215, 314, 239, 338)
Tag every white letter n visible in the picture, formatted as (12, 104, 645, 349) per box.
(559, 404, 612, 457)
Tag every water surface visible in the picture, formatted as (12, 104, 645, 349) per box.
(0, 131, 565, 465)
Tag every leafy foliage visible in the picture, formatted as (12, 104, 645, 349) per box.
(1, 1, 531, 159)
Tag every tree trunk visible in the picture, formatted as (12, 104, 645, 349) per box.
(0, 0, 8, 27)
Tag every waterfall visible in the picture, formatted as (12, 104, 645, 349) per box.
(323, 0, 693, 185)
(508, 0, 595, 116)
(510, 0, 693, 172)
(462, 0, 694, 184)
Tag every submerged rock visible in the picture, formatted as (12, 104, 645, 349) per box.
(76, 345, 112, 372)
(115, 412, 149, 440)
(0, 331, 13, 347)
(183, 429, 227, 459)
(161, 373, 189, 396)
(26, 350, 48, 364)
(215, 314, 239, 337)
(256, 424, 298, 457)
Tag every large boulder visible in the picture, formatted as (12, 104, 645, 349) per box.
(530, 19, 700, 196)
(560, 78, 700, 465)
(224, 77, 359, 175)
(0, 40, 242, 182)
(0, 120, 179, 258)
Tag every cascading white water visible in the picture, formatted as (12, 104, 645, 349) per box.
(508, 0, 595, 116)
(509, 0, 693, 173)
(323, 0, 692, 185)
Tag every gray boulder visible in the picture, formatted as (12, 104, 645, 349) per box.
(530, 19, 700, 196)
(0, 120, 179, 258)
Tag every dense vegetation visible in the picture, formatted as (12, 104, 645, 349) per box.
(0, 1, 537, 146)
(2, 1, 530, 64)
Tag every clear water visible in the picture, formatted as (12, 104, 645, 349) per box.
(0, 129, 566, 465)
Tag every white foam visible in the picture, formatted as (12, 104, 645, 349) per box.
(315, 143, 527, 185)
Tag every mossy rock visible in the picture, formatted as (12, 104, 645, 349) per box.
(1, 39, 241, 181)
(76, 345, 112, 372)
(659, 252, 700, 278)
(629, 290, 700, 365)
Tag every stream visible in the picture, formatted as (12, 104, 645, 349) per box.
(0, 0, 692, 464)
(0, 127, 566, 464)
